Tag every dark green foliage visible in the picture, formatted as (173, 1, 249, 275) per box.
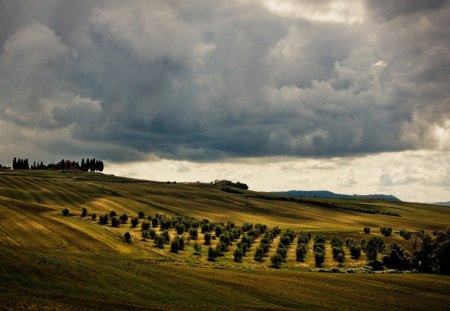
(154, 234, 165, 249)
(151, 217, 159, 228)
(99, 214, 109, 225)
(204, 232, 212, 245)
(131, 217, 139, 228)
(216, 241, 228, 255)
(436, 239, 450, 274)
(363, 227, 370, 234)
(215, 226, 223, 237)
(315, 251, 325, 267)
(270, 253, 282, 268)
(207, 247, 218, 261)
(366, 237, 385, 262)
(62, 208, 70, 217)
(330, 236, 343, 248)
(142, 230, 150, 240)
(337, 252, 345, 265)
(234, 247, 243, 263)
(380, 226, 392, 237)
(219, 233, 231, 246)
(111, 217, 120, 228)
(120, 213, 128, 224)
(383, 243, 412, 270)
(141, 222, 150, 231)
(189, 228, 198, 240)
(296, 244, 307, 262)
(109, 210, 117, 218)
(399, 229, 412, 240)
(176, 223, 186, 235)
(297, 231, 309, 244)
(162, 230, 170, 243)
(138, 211, 145, 219)
(254, 247, 265, 262)
(193, 242, 202, 255)
(170, 238, 180, 253)
(350, 244, 361, 259)
(91, 213, 97, 221)
(81, 208, 87, 217)
(276, 245, 287, 261)
(124, 232, 131, 243)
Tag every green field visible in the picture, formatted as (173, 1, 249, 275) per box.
(1, 170, 449, 310)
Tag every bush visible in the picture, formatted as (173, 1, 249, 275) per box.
(138, 211, 145, 219)
(337, 252, 345, 266)
(315, 251, 325, 267)
(99, 214, 109, 225)
(276, 246, 287, 261)
(193, 242, 202, 255)
(254, 247, 265, 262)
(142, 230, 149, 239)
(151, 218, 159, 228)
(162, 230, 170, 243)
(270, 253, 282, 268)
(81, 208, 87, 217)
(124, 232, 131, 243)
(170, 238, 180, 253)
(131, 217, 139, 228)
(296, 244, 307, 262)
(109, 210, 117, 218)
(380, 226, 392, 237)
(366, 237, 385, 262)
(383, 243, 412, 270)
(141, 222, 150, 231)
(189, 228, 198, 240)
(350, 244, 361, 259)
(208, 247, 218, 261)
(204, 232, 212, 245)
(363, 227, 371, 234)
(155, 234, 165, 249)
(91, 213, 97, 221)
(234, 247, 243, 263)
(120, 213, 128, 224)
(62, 208, 70, 217)
(111, 216, 120, 228)
(176, 223, 186, 235)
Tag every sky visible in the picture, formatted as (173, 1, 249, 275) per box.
(0, 0, 449, 203)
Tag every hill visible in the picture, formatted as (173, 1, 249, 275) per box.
(434, 201, 450, 207)
(274, 190, 401, 202)
(1, 170, 450, 310)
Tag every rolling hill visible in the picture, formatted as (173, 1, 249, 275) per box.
(274, 190, 401, 202)
(1, 170, 449, 310)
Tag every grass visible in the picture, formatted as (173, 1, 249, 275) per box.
(1, 170, 450, 310)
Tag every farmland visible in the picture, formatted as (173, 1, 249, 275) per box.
(1, 170, 449, 310)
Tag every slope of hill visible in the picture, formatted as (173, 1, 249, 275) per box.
(274, 190, 401, 202)
(1, 170, 450, 310)
(434, 201, 450, 207)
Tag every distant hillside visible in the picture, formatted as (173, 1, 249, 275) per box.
(434, 201, 450, 207)
(273, 190, 401, 202)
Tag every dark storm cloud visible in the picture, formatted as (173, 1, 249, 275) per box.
(0, 0, 449, 163)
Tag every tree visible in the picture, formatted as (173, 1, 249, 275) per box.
(99, 214, 109, 225)
(254, 246, 264, 262)
(124, 232, 131, 243)
(296, 244, 307, 262)
(141, 222, 150, 231)
(91, 213, 97, 221)
(363, 227, 370, 234)
(111, 216, 120, 227)
(109, 210, 117, 218)
(193, 242, 202, 255)
(176, 223, 186, 235)
(155, 234, 165, 249)
(120, 213, 128, 224)
(204, 232, 212, 245)
(162, 230, 170, 243)
(337, 252, 345, 266)
(62, 208, 70, 217)
(234, 247, 243, 263)
(315, 251, 325, 267)
(81, 208, 88, 217)
(138, 211, 145, 219)
(270, 253, 282, 268)
(170, 238, 180, 253)
(131, 217, 139, 228)
(189, 228, 198, 240)
(366, 237, 385, 263)
(350, 244, 361, 259)
(208, 247, 218, 261)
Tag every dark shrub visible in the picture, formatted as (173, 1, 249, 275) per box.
(337, 252, 345, 265)
(366, 237, 385, 262)
(131, 217, 139, 228)
(120, 213, 128, 224)
(162, 230, 170, 243)
(91, 213, 97, 221)
(170, 238, 180, 253)
(234, 247, 243, 263)
(363, 227, 371, 234)
(204, 232, 212, 245)
(155, 234, 165, 249)
(350, 244, 361, 259)
(109, 210, 117, 218)
(254, 247, 264, 262)
(315, 251, 325, 267)
(111, 216, 120, 227)
(193, 242, 202, 255)
(99, 214, 109, 225)
(124, 232, 131, 243)
(176, 223, 186, 235)
(296, 244, 307, 262)
(208, 247, 218, 261)
(271, 253, 282, 268)
(138, 211, 145, 219)
(81, 208, 87, 217)
(189, 228, 198, 240)
(62, 208, 70, 217)
(141, 222, 150, 231)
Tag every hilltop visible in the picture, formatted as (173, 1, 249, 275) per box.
(274, 190, 401, 202)
(0, 170, 449, 310)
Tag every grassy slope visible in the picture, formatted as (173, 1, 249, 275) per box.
(1, 170, 450, 310)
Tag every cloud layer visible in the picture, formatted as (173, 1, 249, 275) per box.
(0, 0, 449, 163)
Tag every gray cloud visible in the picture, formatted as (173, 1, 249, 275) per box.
(0, 0, 449, 163)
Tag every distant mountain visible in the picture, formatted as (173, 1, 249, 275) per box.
(273, 190, 401, 202)
(434, 202, 450, 207)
